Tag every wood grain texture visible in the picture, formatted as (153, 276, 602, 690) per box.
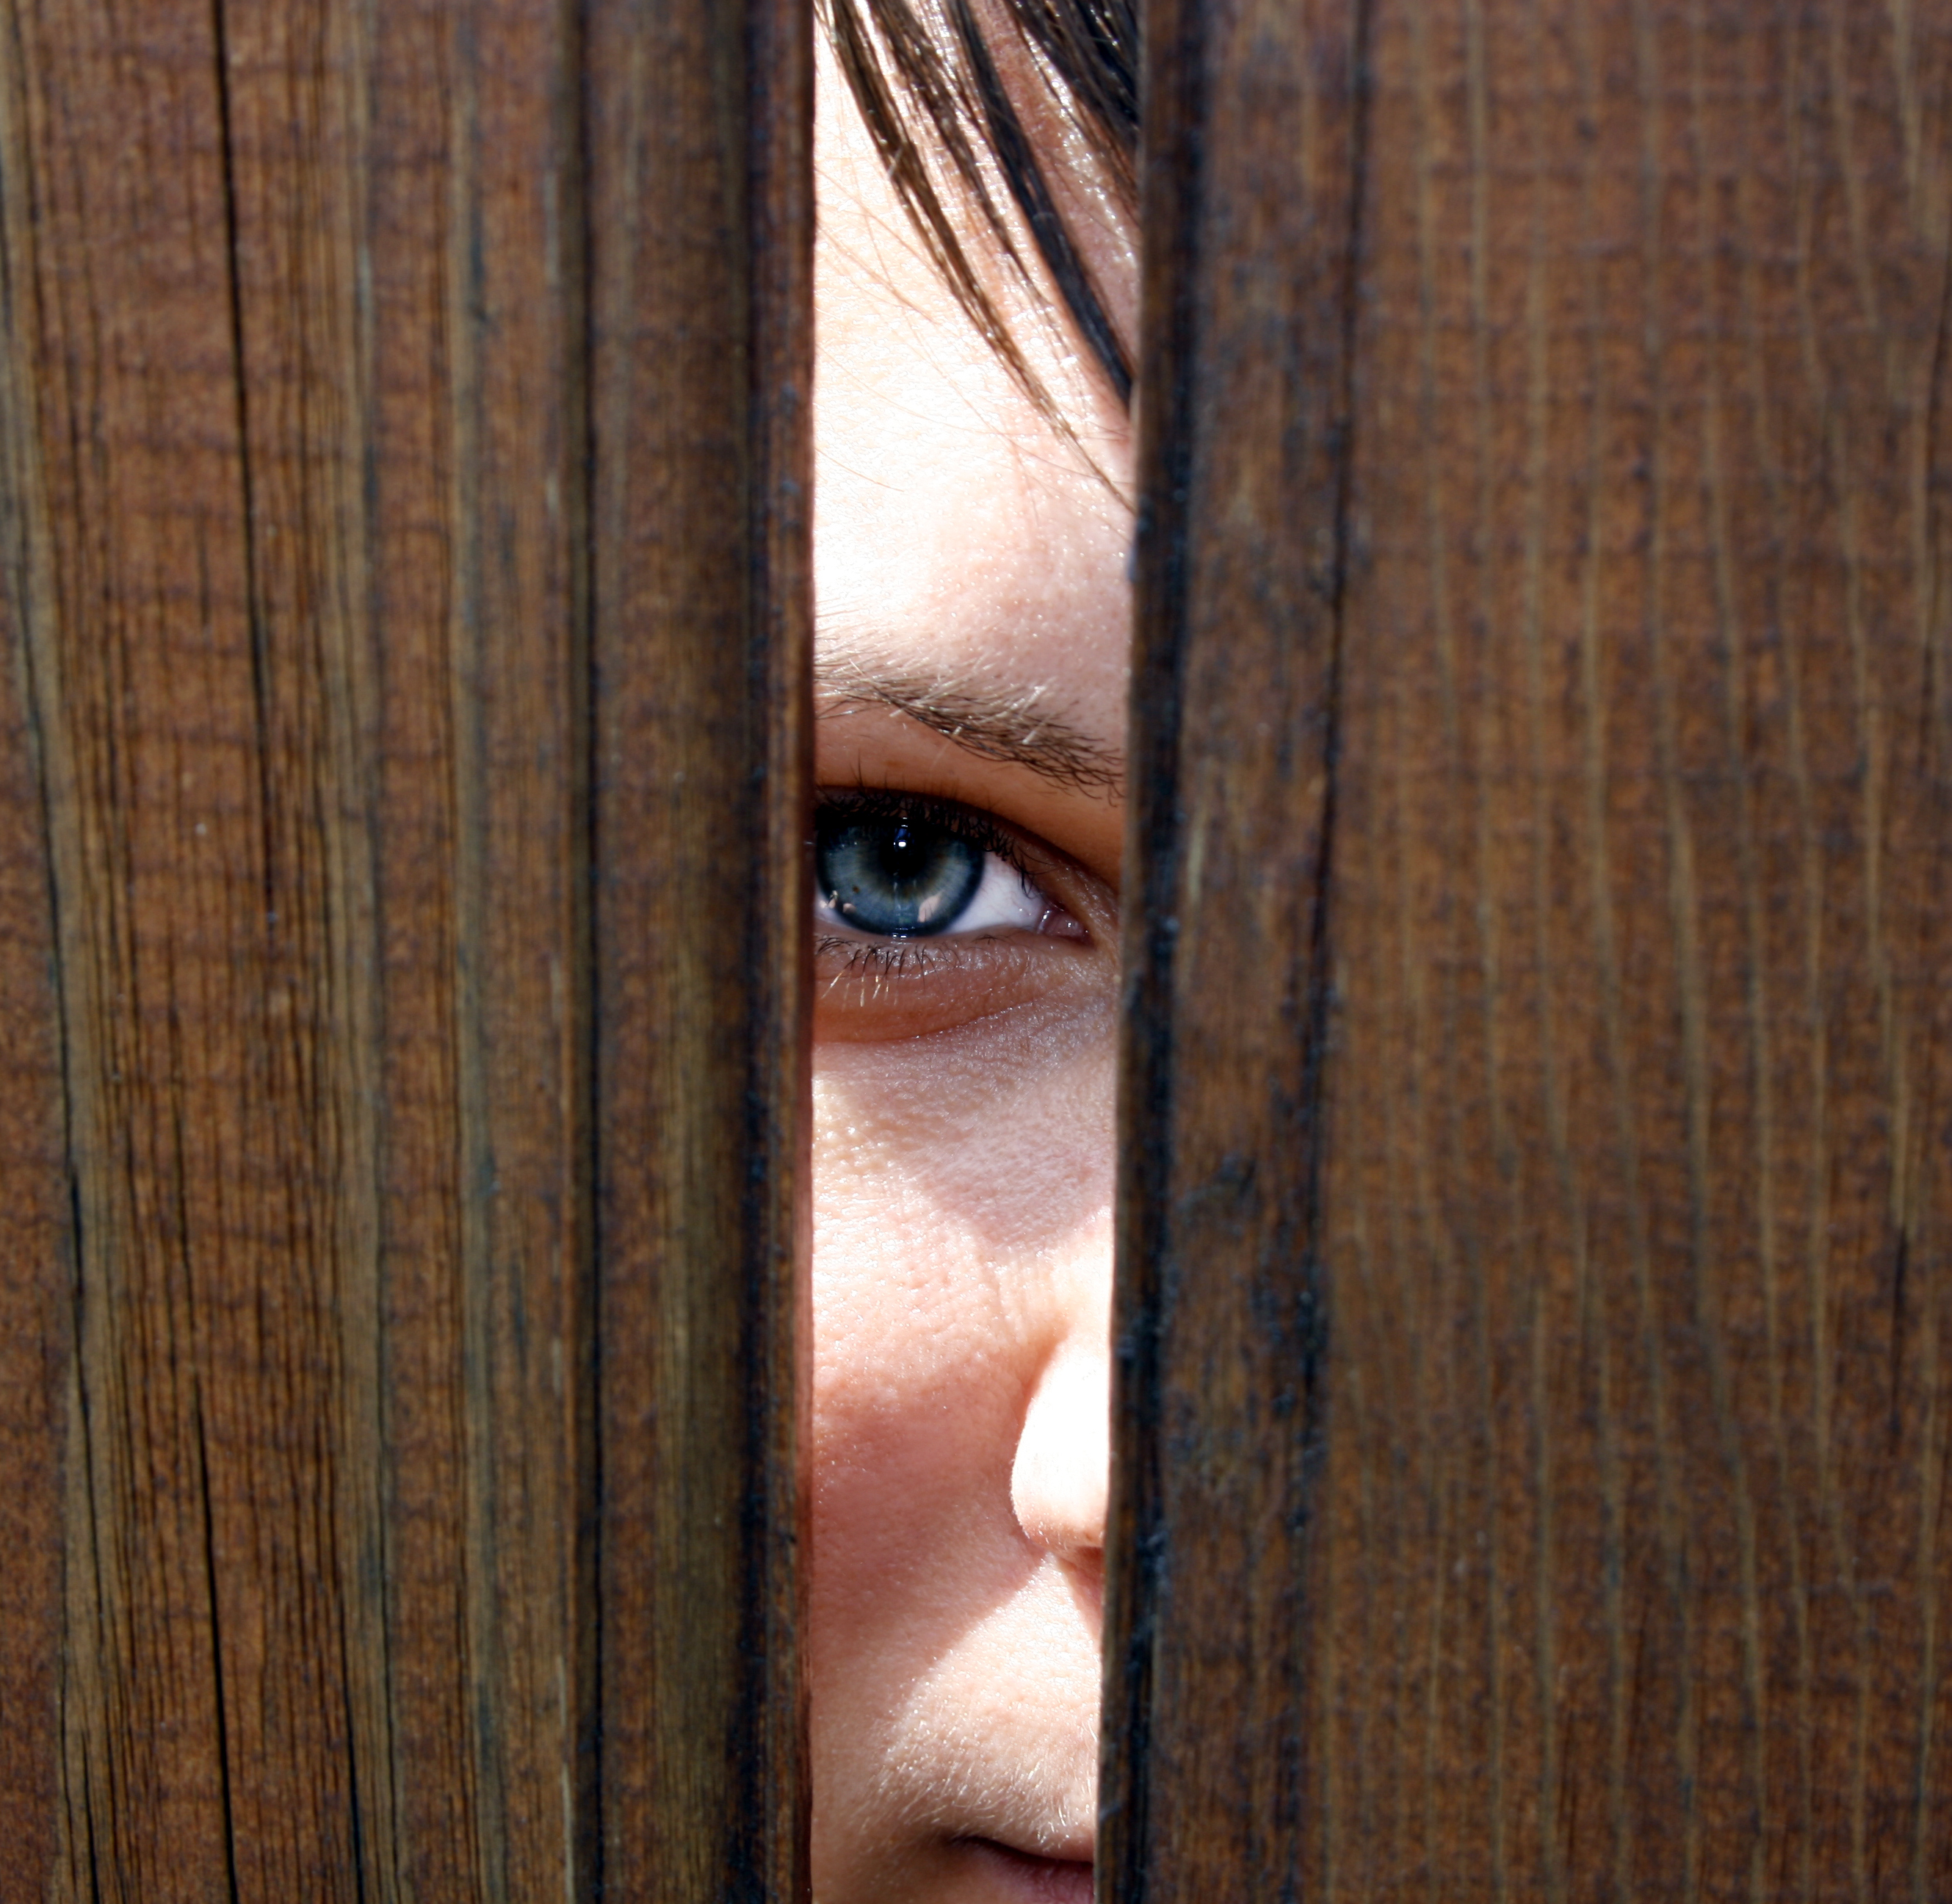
(586, 0, 814, 1893)
(1323, 1, 1952, 1894)
(1103, 0, 1362, 1892)
(0, 0, 810, 1890)
(1112, 0, 1952, 1896)
(0, 1, 393, 1886)
(361, 1, 596, 1892)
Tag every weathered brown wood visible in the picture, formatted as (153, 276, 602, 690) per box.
(0, 0, 810, 1889)
(0, 4, 393, 1887)
(1113, 0, 1952, 1896)
(1322, 1, 1952, 1893)
(362, 1, 595, 1892)
(586, 0, 813, 1895)
(1103, 0, 1361, 1892)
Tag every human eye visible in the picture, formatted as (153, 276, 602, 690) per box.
(814, 791, 1074, 942)
(811, 790, 1103, 1039)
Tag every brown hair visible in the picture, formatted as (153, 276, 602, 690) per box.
(822, 0, 1138, 410)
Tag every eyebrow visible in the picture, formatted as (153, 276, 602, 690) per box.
(814, 651, 1124, 795)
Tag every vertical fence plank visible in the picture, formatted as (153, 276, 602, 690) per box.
(1113, 0, 1952, 1896)
(1102, 0, 1363, 1894)
(587, 0, 813, 1894)
(1321, 1, 1952, 1892)
(0, 0, 594, 1889)
(360, 0, 594, 1893)
(0, 0, 810, 1889)
(0, 0, 388, 1883)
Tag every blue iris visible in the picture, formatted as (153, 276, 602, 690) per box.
(817, 813, 985, 937)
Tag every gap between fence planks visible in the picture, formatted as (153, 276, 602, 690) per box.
(0, 0, 811, 1894)
(1107, 0, 1952, 1898)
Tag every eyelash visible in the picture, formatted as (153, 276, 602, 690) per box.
(815, 787, 1029, 879)
(817, 938, 969, 979)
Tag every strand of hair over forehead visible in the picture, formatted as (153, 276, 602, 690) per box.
(820, 0, 1138, 418)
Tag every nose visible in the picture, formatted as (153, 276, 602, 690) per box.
(1011, 1333, 1110, 1563)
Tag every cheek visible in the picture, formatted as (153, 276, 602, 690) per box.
(807, 992, 1113, 1675)
(815, 1006, 1112, 1276)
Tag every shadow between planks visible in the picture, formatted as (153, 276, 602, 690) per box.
(0, 0, 811, 1896)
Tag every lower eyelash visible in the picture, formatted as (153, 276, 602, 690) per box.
(812, 933, 1047, 1007)
(816, 937, 970, 978)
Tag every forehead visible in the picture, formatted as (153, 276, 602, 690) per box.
(812, 47, 1134, 754)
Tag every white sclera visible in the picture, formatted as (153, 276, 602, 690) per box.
(817, 851, 1051, 940)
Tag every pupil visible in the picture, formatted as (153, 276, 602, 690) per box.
(818, 812, 985, 937)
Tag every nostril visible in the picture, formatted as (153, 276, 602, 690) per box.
(1011, 1340, 1110, 1561)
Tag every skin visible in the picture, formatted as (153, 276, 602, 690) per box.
(811, 38, 1137, 1904)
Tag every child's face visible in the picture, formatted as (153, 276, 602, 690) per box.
(809, 42, 1135, 1904)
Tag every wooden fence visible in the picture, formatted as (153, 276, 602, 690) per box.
(0, 0, 1943, 1895)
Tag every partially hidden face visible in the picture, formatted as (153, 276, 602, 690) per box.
(810, 36, 1136, 1904)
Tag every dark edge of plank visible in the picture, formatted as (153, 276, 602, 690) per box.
(1097, 0, 1206, 1868)
(747, 0, 817, 1865)
(0, 15, 71, 1866)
